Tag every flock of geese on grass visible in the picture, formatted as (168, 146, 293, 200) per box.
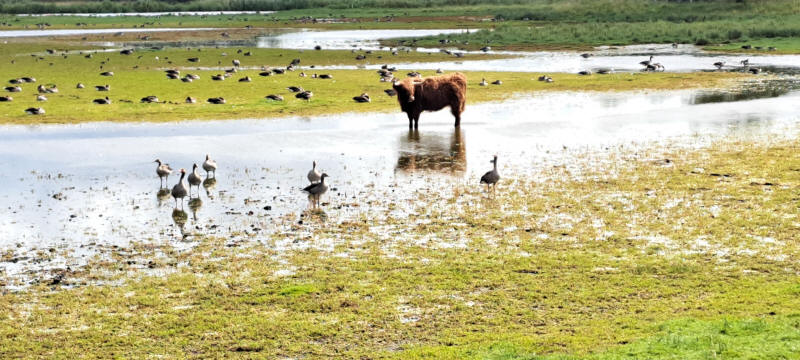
(4, 45, 769, 116)
(156, 154, 502, 211)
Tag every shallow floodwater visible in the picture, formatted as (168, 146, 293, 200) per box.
(1, 85, 799, 270)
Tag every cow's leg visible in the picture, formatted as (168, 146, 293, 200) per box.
(414, 114, 420, 129)
(407, 113, 414, 128)
(451, 105, 461, 127)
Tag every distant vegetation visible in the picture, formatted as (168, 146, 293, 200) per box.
(0, 0, 797, 15)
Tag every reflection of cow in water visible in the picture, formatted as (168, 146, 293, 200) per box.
(392, 72, 467, 129)
(395, 129, 466, 175)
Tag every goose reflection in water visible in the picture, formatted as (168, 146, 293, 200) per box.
(202, 177, 217, 199)
(171, 208, 188, 238)
(395, 128, 466, 175)
(188, 197, 203, 222)
(156, 188, 171, 205)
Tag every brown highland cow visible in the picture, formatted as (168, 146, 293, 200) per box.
(392, 72, 467, 128)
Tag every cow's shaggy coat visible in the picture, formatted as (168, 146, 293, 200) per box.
(392, 72, 467, 128)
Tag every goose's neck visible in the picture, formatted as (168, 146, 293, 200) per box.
(180, 172, 186, 181)
(493, 160, 498, 171)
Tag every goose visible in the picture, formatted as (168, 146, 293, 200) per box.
(272, 68, 285, 75)
(639, 55, 654, 67)
(302, 173, 329, 209)
(299, 72, 307, 77)
(538, 75, 552, 81)
(155, 159, 173, 187)
(165, 69, 180, 76)
(207, 97, 225, 104)
(100, 71, 114, 76)
(171, 169, 188, 209)
(167, 73, 180, 79)
(740, 59, 749, 66)
(238, 76, 252, 82)
(120, 49, 133, 55)
(225, 68, 237, 74)
(202, 154, 217, 178)
(491, 80, 503, 85)
(185, 96, 197, 104)
(25, 107, 45, 115)
(5, 86, 21, 92)
(580, 53, 592, 58)
(20, 77, 36, 83)
(211, 74, 225, 81)
(436, 69, 445, 74)
(318, 74, 332, 79)
(384, 89, 397, 96)
(0, 96, 11, 101)
(265, 94, 284, 101)
(355, 54, 366, 60)
(749, 67, 761, 74)
(37, 85, 47, 93)
(232, 59, 241, 67)
(407, 71, 421, 77)
(713, 61, 725, 69)
(287, 86, 303, 93)
(187, 163, 203, 197)
(353, 93, 370, 103)
(577, 70, 592, 75)
(95, 84, 110, 91)
(93, 97, 111, 104)
(290, 58, 301, 66)
(140, 95, 159, 103)
(296, 91, 313, 102)
(244, 51, 253, 56)
(596, 68, 613, 74)
(478, 78, 488, 86)
(8, 79, 21, 84)
(259, 71, 272, 77)
(672, 42, 678, 48)
(187, 57, 199, 62)
(307, 161, 321, 183)
(188, 74, 200, 80)
(480, 155, 500, 196)
(36, 94, 47, 101)
(181, 76, 193, 82)
(76, 83, 84, 89)
(480, 46, 491, 52)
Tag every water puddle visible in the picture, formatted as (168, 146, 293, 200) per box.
(1, 85, 798, 287)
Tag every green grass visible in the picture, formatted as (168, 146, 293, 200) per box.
(0, 42, 750, 124)
(398, 17, 800, 51)
(706, 37, 800, 55)
(2, 138, 800, 358)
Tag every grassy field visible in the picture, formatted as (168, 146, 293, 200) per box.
(3, 0, 800, 52)
(2, 137, 800, 358)
(0, 42, 753, 124)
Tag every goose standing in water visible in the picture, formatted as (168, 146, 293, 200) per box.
(303, 173, 329, 209)
(713, 61, 725, 69)
(155, 159, 173, 188)
(202, 154, 217, 178)
(171, 169, 188, 209)
(187, 163, 203, 197)
(307, 161, 321, 184)
(639, 55, 654, 68)
(480, 155, 500, 197)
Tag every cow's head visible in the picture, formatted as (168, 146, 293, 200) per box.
(393, 78, 422, 103)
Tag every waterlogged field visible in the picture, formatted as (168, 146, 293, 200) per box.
(1, 8, 800, 358)
(0, 43, 749, 124)
(2, 138, 800, 358)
